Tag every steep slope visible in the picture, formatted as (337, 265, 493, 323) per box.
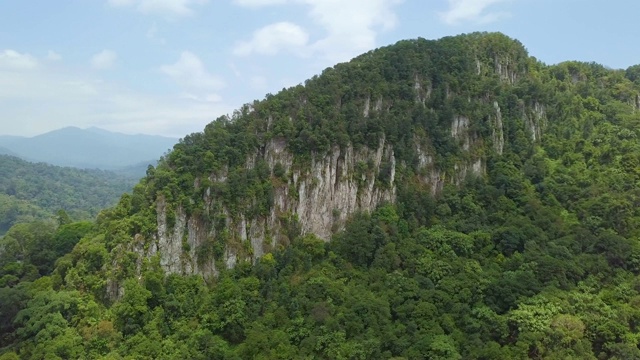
(4, 32, 640, 359)
(99, 32, 556, 279)
(0, 126, 176, 174)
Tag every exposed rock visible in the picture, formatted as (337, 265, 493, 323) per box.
(148, 137, 397, 277)
(493, 101, 504, 155)
(454, 159, 485, 185)
(494, 55, 518, 84)
(119, 97, 542, 281)
(363, 96, 371, 117)
(524, 101, 546, 141)
(451, 115, 471, 151)
(415, 140, 444, 195)
(375, 97, 383, 111)
(413, 74, 431, 105)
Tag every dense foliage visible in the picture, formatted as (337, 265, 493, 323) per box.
(2, 32, 640, 359)
(0, 155, 136, 234)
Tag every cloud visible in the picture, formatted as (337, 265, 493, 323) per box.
(232, 0, 288, 7)
(232, 0, 402, 63)
(146, 23, 166, 44)
(0, 63, 233, 137)
(108, 0, 135, 5)
(180, 92, 222, 102)
(233, 22, 309, 56)
(304, 0, 401, 62)
(439, 0, 511, 25)
(0, 50, 38, 70)
(160, 51, 225, 90)
(46, 51, 62, 61)
(107, 0, 207, 17)
(91, 50, 117, 69)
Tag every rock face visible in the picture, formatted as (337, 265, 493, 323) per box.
(143, 121, 501, 278)
(524, 101, 546, 141)
(145, 136, 401, 278)
(127, 102, 547, 281)
(112, 33, 549, 280)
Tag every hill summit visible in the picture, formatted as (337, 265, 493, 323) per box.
(95, 32, 639, 279)
(4, 32, 640, 359)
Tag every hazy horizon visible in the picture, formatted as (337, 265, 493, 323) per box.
(2, 0, 639, 138)
(0, 126, 180, 139)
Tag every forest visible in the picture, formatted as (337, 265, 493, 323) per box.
(0, 155, 136, 234)
(2, 32, 640, 359)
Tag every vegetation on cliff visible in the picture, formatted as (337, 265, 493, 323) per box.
(2, 32, 640, 359)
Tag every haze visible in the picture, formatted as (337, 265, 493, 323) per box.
(1, 0, 639, 138)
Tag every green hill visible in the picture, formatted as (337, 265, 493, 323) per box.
(2, 32, 640, 359)
(0, 155, 136, 234)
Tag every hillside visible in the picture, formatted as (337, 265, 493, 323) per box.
(0, 127, 176, 175)
(3, 32, 640, 359)
(0, 155, 136, 234)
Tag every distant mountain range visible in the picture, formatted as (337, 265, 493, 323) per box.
(0, 127, 177, 177)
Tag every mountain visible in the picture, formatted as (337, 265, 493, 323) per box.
(0, 146, 17, 157)
(0, 126, 177, 175)
(0, 155, 136, 234)
(3, 33, 640, 359)
(109, 32, 545, 276)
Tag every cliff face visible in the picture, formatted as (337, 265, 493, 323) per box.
(146, 139, 482, 278)
(135, 102, 546, 279)
(109, 32, 554, 280)
(149, 137, 397, 276)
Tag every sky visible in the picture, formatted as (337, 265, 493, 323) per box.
(1, 0, 639, 138)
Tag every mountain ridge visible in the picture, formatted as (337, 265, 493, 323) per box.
(4, 32, 640, 359)
(103, 32, 551, 279)
(0, 126, 177, 175)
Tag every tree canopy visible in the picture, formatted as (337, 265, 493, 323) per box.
(2, 32, 640, 359)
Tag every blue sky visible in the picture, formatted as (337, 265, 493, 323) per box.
(1, 0, 639, 138)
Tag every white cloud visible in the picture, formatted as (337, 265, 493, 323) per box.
(160, 51, 225, 90)
(233, 22, 309, 56)
(108, 0, 135, 5)
(439, 0, 511, 25)
(232, 0, 288, 7)
(232, 0, 402, 63)
(0, 50, 38, 70)
(107, 0, 207, 17)
(146, 23, 166, 44)
(0, 64, 233, 137)
(46, 51, 62, 61)
(180, 92, 222, 102)
(304, 0, 401, 62)
(91, 50, 117, 69)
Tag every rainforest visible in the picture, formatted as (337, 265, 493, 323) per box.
(2, 32, 640, 359)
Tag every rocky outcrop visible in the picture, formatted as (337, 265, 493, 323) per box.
(451, 115, 471, 151)
(524, 101, 546, 141)
(492, 101, 504, 155)
(114, 93, 546, 281)
(414, 74, 431, 105)
(494, 54, 519, 84)
(145, 136, 397, 277)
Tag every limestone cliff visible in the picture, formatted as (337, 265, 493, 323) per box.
(108, 32, 551, 280)
(131, 95, 546, 279)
